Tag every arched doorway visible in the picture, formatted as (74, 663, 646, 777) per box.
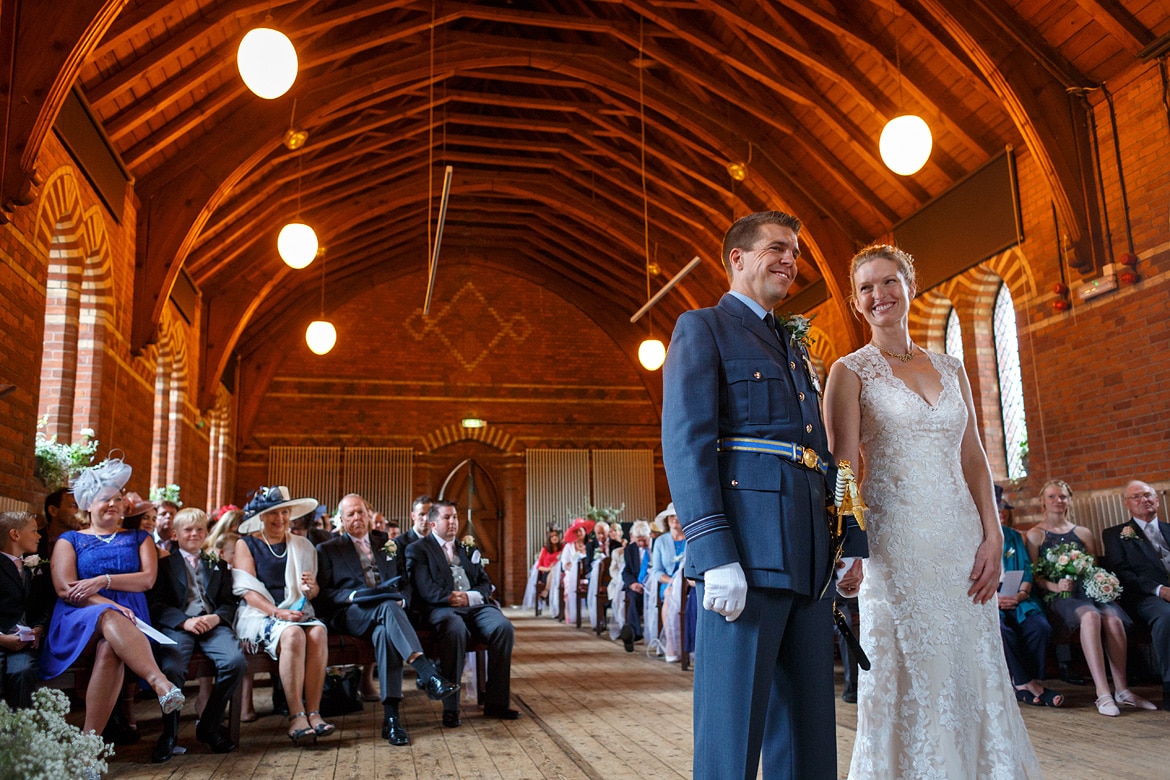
(438, 458, 505, 599)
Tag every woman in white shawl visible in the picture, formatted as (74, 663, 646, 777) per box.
(233, 486, 332, 745)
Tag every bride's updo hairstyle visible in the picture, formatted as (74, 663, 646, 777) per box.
(848, 244, 918, 306)
(1039, 479, 1077, 524)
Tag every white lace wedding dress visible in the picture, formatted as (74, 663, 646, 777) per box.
(840, 345, 1041, 780)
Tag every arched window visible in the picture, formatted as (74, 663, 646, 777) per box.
(993, 285, 1028, 478)
(944, 307, 963, 362)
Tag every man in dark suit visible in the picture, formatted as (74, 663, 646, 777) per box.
(399, 494, 434, 548)
(619, 521, 653, 652)
(148, 509, 246, 760)
(662, 211, 866, 780)
(0, 511, 53, 709)
(39, 488, 80, 559)
(314, 493, 457, 745)
(406, 500, 518, 727)
(1102, 479, 1170, 710)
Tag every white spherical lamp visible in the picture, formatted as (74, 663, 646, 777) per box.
(305, 320, 337, 355)
(879, 115, 933, 176)
(638, 338, 666, 371)
(278, 222, 318, 269)
(237, 28, 298, 100)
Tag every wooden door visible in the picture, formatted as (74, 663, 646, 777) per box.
(439, 459, 505, 600)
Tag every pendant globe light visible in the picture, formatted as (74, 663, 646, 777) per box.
(237, 26, 298, 100)
(279, 141, 318, 269)
(879, 44, 932, 176)
(305, 249, 336, 355)
(634, 22, 666, 372)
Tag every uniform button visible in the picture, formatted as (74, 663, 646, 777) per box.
(730, 479, 738, 487)
(753, 371, 761, 380)
(799, 392, 806, 401)
(806, 424, 813, 433)
(789, 361, 797, 370)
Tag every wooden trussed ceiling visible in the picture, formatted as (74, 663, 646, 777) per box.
(3, 0, 1168, 406)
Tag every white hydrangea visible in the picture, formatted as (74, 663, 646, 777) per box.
(0, 688, 112, 779)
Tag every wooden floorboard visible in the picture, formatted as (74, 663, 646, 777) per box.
(100, 610, 1170, 779)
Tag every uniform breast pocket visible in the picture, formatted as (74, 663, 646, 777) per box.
(725, 359, 791, 427)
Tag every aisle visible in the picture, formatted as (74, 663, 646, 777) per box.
(103, 610, 1169, 779)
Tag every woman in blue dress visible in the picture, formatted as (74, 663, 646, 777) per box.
(41, 457, 184, 737)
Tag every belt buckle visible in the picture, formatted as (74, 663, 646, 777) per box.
(800, 446, 818, 470)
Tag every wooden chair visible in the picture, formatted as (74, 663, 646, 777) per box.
(594, 556, 612, 636)
(574, 558, 590, 628)
(679, 577, 692, 671)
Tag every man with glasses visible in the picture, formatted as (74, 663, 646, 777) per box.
(1102, 480, 1170, 710)
(662, 211, 866, 780)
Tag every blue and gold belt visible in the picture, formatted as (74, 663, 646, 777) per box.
(717, 436, 830, 476)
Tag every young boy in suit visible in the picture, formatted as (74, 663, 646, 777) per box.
(0, 511, 53, 708)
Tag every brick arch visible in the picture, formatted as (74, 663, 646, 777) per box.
(72, 206, 114, 433)
(984, 246, 1037, 301)
(206, 383, 235, 511)
(806, 325, 839, 384)
(34, 167, 86, 440)
(420, 423, 521, 455)
(909, 290, 956, 354)
(151, 308, 190, 489)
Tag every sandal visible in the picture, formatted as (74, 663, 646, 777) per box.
(158, 686, 186, 715)
(288, 712, 316, 746)
(1035, 688, 1063, 707)
(308, 710, 336, 737)
(1013, 688, 1039, 705)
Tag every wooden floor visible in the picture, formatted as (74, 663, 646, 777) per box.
(101, 611, 1170, 780)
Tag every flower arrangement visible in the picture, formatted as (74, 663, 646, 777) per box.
(33, 420, 99, 492)
(149, 484, 183, 506)
(778, 313, 816, 350)
(1081, 567, 1123, 603)
(382, 539, 398, 557)
(1032, 542, 1123, 604)
(0, 688, 112, 779)
(1120, 526, 1138, 541)
(576, 501, 625, 525)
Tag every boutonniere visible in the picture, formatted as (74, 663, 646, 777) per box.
(199, 549, 218, 564)
(382, 539, 398, 557)
(1120, 526, 1139, 541)
(460, 535, 481, 564)
(1005, 548, 1015, 558)
(22, 553, 46, 572)
(778, 313, 816, 351)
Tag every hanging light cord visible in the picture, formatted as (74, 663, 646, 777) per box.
(638, 20, 652, 334)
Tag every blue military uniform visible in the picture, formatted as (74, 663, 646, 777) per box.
(662, 293, 865, 780)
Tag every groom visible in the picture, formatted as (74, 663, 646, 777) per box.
(662, 211, 866, 780)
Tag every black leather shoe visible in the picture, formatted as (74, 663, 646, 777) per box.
(1058, 663, 1088, 686)
(1163, 686, 1170, 711)
(101, 710, 140, 745)
(842, 689, 857, 704)
(620, 624, 635, 652)
(483, 705, 521, 720)
(195, 721, 237, 754)
(420, 673, 460, 701)
(382, 716, 411, 746)
(151, 712, 179, 764)
(442, 710, 462, 728)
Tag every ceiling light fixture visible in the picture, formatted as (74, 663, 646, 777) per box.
(879, 43, 932, 176)
(634, 21, 665, 372)
(305, 247, 335, 355)
(461, 418, 487, 429)
(237, 25, 298, 100)
(279, 134, 318, 269)
(726, 144, 752, 182)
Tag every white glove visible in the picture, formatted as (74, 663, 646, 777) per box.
(702, 562, 748, 622)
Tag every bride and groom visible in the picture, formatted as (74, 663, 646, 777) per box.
(663, 212, 1041, 779)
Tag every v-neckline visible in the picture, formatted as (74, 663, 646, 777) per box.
(870, 345, 945, 409)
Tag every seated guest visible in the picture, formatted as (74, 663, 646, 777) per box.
(1026, 479, 1152, 715)
(536, 529, 561, 600)
(154, 501, 179, 548)
(586, 521, 615, 563)
(206, 508, 245, 555)
(315, 493, 457, 745)
(400, 494, 434, 547)
(233, 486, 334, 745)
(121, 492, 158, 536)
(619, 520, 653, 652)
(40, 488, 81, 558)
(148, 508, 246, 758)
(1102, 479, 1170, 711)
(0, 511, 53, 708)
(406, 500, 518, 726)
(609, 522, 625, 547)
(40, 457, 185, 749)
(997, 487, 1060, 707)
(560, 518, 592, 625)
(649, 503, 685, 600)
(385, 519, 401, 540)
(371, 511, 387, 534)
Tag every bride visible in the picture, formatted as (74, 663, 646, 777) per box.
(824, 244, 1040, 779)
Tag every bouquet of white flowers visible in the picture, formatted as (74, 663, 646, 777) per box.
(0, 688, 111, 779)
(1081, 566, 1123, 603)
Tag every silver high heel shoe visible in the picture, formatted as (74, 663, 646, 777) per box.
(159, 686, 186, 715)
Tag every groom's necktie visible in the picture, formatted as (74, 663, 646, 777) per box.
(763, 313, 788, 355)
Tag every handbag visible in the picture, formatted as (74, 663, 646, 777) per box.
(318, 665, 363, 716)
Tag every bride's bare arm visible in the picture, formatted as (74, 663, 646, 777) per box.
(824, 361, 861, 470)
(955, 368, 1003, 604)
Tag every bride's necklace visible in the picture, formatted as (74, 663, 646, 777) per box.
(260, 530, 289, 559)
(875, 342, 917, 363)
